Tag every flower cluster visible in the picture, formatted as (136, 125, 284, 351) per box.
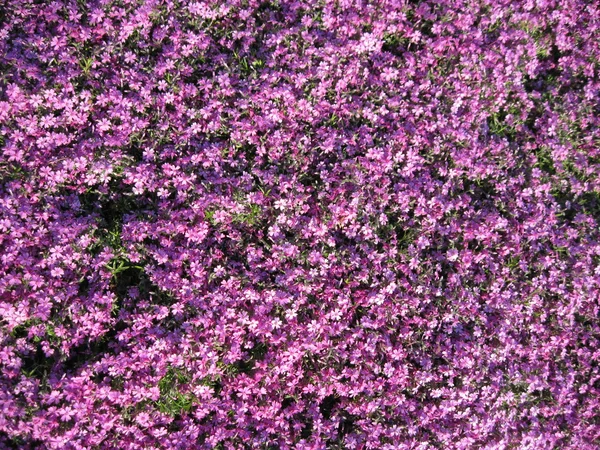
(1, 0, 599, 448)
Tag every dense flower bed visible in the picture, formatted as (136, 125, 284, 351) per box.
(1, 0, 599, 448)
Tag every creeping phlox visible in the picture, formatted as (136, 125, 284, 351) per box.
(1, 0, 599, 449)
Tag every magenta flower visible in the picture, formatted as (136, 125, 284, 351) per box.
(1, 0, 600, 448)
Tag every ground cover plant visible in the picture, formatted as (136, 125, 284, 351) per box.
(1, 0, 600, 448)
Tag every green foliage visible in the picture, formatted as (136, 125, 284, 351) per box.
(534, 147, 556, 175)
(105, 258, 144, 279)
(78, 57, 93, 76)
(231, 203, 262, 226)
(0, 161, 26, 184)
(576, 191, 600, 221)
(233, 51, 265, 78)
(507, 256, 520, 271)
(382, 33, 408, 54)
(156, 367, 196, 416)
(204, 208, 217, 225)
(487, 108, 523, 142)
